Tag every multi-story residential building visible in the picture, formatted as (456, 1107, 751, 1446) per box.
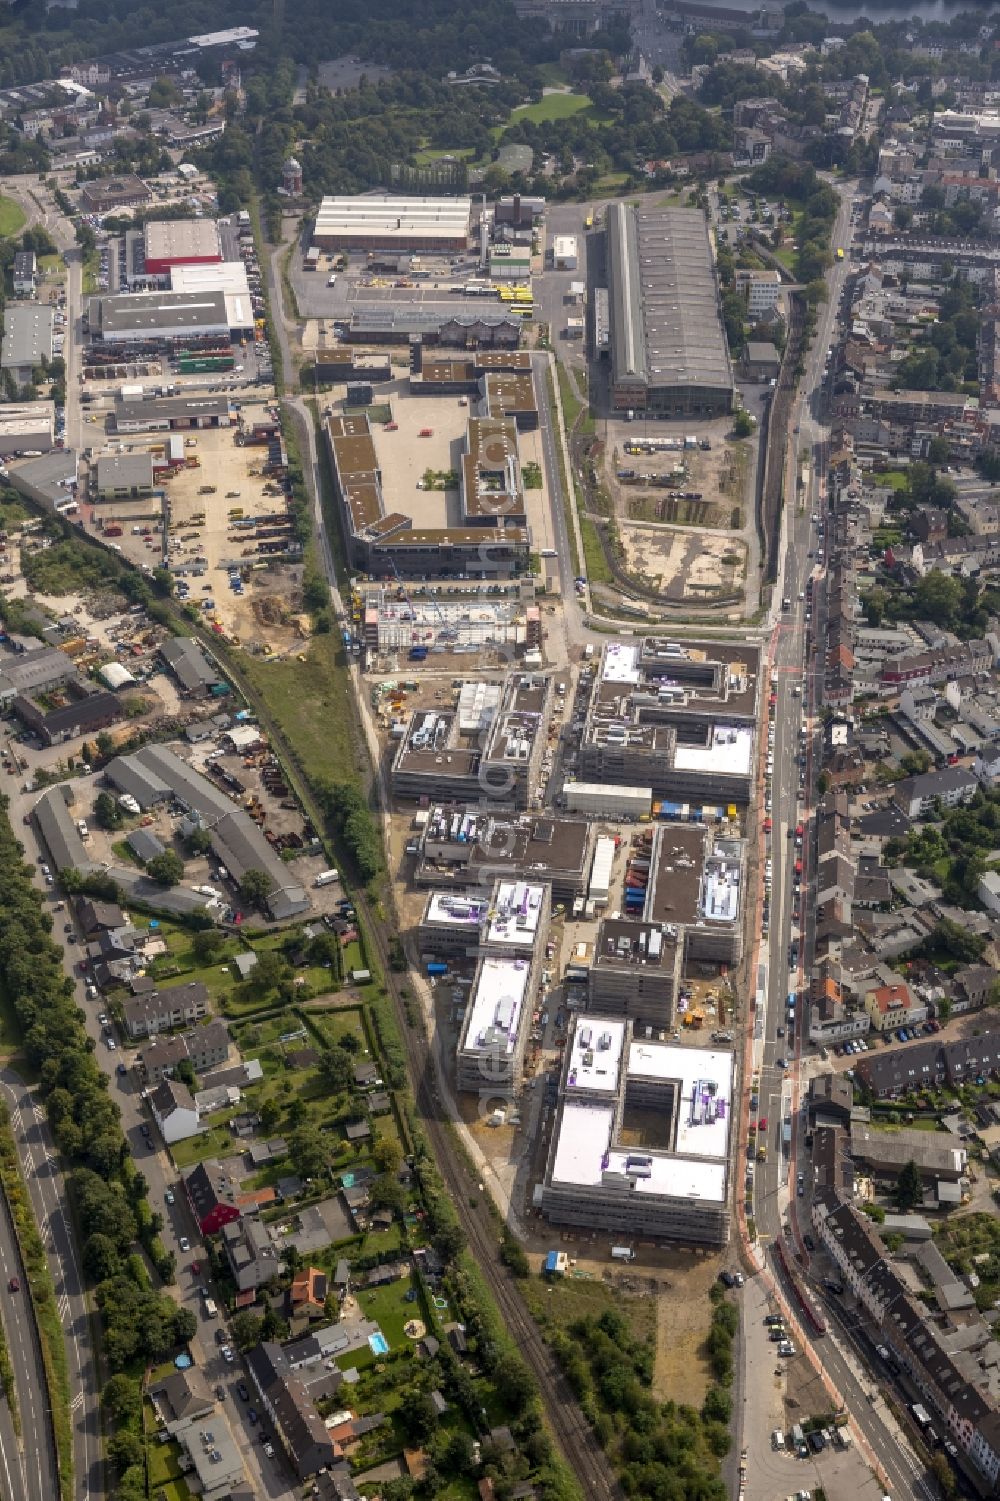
(122, 981, 210, 1040)
(864, 980, 927, 1033)
(891, 765, 979, 817)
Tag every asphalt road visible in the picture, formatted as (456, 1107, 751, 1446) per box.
(0, 1070, 96, 1501)
(0, 1136, 59, 1501)
(744, 183, 935, 1501)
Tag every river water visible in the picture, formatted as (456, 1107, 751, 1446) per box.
(677, 0, 995, 27)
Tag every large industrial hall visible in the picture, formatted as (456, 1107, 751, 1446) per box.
(606, 203, 735, 418)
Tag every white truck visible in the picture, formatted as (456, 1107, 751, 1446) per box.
(314, 869, 339, 888)
(611, 1245, 635, 1262)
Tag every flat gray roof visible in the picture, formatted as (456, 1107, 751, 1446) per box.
(607, 204, 733, 395)
(90, 289, 227, 336)
(96, 452, 154, 490)
(2, 304, 54, 370)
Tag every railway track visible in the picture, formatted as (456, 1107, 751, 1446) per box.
(358, 902, 622, 1501)
(191, 623, 620, 1500)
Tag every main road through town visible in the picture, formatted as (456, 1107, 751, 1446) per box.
(746, 184, 933, 1501)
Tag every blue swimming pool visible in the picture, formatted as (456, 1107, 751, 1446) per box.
(369, 1332, 389, 1356)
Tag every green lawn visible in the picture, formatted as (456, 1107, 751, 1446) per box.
(356, 1273, 428, 1350)
(510, 90, 594, 125)
(0, 196, 25, 239)
(343, 939, 365, 975)
(242, 635, 363, 792)
(878, 470, 909, 490)
(146, 1436, 193, 1501)
(412, 146, 477, 166)
(311, 1008, 369, 1049)
(171, 1123, 235, 1170)
(580, 516, 613, 585)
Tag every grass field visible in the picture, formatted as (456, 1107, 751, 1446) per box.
(243, 635, 361, 792)
(356, 1272, 427, 1349)
(146, 1436, 193, 1501)
(0, 196, 25, 239)
(413, 146, 477, 166)
(510, 90, 594, 125)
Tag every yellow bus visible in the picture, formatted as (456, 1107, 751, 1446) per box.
(585, 213, 594, 229)
(836, 247, 845, 261)
(514, 304, 534, 320)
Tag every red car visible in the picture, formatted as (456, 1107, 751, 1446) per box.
(764, 817, 772, 834)
(8, 1277, 19, 1292)
(758, 1117, 767, 1131)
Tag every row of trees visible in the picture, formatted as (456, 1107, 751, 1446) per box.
(0, 795, 176, 1500)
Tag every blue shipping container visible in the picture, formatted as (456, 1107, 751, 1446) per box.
(426, 962, 449, 976)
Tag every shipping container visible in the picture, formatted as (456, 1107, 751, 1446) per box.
(427, 962, 449, 976)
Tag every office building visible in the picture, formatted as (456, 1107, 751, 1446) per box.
(607, 203, 734, 416)
(414, 804, 593, 903)
(540, 1018, 733, 1245)
(455, 881, 550, 1093)
(392, 673, 551, 810)
(578, 638, 760, 804)
(325, 411, 530, 578)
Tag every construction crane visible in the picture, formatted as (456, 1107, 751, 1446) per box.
(386, 558, 456, 641)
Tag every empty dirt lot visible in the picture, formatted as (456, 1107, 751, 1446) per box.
(618, 524, 747, 602)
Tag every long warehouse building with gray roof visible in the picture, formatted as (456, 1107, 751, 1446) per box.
(606, 203, 734, 417)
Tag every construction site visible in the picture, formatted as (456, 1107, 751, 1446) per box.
(354, 579, 542, 673)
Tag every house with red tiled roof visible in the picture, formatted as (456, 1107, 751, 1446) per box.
(864, 980, 927, 1033)
(289, 1265, 328, 1318)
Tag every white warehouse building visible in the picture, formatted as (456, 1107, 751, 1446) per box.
(564, 782, 651, 819)
(312, 194, 472, 253)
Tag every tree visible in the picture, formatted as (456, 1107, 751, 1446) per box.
(895, 1159, 923, 1213)
(83, 1232, 122, 1282)
(230, 1311, 265, 1351)
(101, 1374, 141, 1428)
(185, 825, 213, 856)
(370, 1173, 405, 1217)
(146, 849, 184, 886)
(318, 1046, 354, 1093)
(176, 1058, 197, 1091)
(732, 409, 754, 438)
(242, 948, 291, 999)
(239, 869, 274, 910)
(492, 1351, 535, 1414)
(171, 1305, 197, 1344)
(398, 1387, 438, 1443)
(373, 1136, 403, 1175)
(191, 928, 225, 964)
(94, 792, 122, 831)
(288, 1123, 329, 1179)
(108, 1430, 144, 1474)
(258, 1096, 282, 1132)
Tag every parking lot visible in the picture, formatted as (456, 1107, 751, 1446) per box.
(162, 414, 301, 649)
